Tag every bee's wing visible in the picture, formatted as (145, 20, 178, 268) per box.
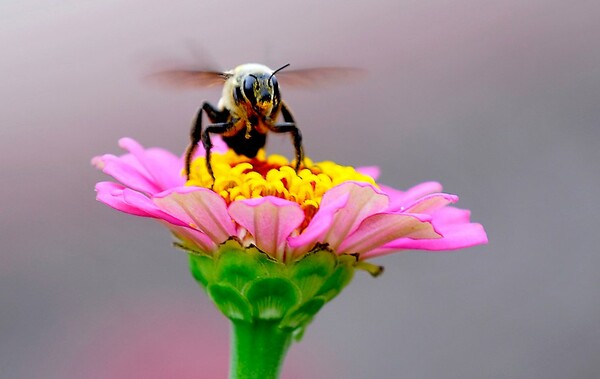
(146, 70, 229, 89)
(276, 67, 367, 87)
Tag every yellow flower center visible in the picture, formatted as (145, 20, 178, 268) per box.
(186, 150, 376, 220)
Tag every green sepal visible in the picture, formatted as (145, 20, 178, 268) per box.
(187, 238, 365, 331)
(281, 296, 326, 330)
(244, 278, 301, 320)
(207, 283, 252, 321)
(216, 247, 268, 291)
(291, 249, 337, 300)
(188, 253, 215, 287)
(315, 254, 357, 301)
(354, 259, 385, 277)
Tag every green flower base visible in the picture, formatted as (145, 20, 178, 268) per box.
(184, 238, 382, 379)
(189, 238, 361, 334)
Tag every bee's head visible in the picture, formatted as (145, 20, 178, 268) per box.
(234, 64, 288, 115)
(239, 73, 277, 114)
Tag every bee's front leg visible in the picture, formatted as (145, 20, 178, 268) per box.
(202, 119, 240, 183)
(184, 102, 228, 180)
(270, 101, 304, 172)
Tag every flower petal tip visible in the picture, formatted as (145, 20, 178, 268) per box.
(117, 137, 138, 150)
(90, 155, 104, 169)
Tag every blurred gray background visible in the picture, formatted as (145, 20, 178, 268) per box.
(1, 1, 599, 378)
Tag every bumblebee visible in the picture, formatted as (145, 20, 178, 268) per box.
(152, 63, 363, 181)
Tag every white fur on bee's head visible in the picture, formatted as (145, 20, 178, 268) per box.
(231, 63, 274, 79)
(219, 63, 276, 112)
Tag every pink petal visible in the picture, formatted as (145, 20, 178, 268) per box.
(229, 197, 304, 261)
(118, 138, 185, 191)
(153, 187, 236, 245)
(382, 181, 444, 212)
(95, 182, 190, 228)
(356, 166, 380, 180)
(368, 222, 487, 256)
(431, 206, 472, 224)
(95, 183, 217, 252)
(121, 189, 190, 227)
(289, 182, 389, 255)
(95, 182, 150, 217)
(93, 153, 162, 195)
(339, 213, 441, 255)
(181, 135, 229, 163)
(92, 138, 185, 195)
(365, 206, 488, 257)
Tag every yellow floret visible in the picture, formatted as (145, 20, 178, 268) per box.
(186, 150, 376, 210)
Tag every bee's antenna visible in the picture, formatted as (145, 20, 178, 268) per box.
(269, 63, 290, 82)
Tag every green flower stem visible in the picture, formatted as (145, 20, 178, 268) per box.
(229, 320, 293, 379)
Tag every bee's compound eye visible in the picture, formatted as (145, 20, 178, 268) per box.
(234, 86, 244, 102)
(243, 76, 257, 103)
(270, 75, 280, 98)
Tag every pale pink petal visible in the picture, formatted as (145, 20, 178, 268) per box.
(154, 187, 236, 245)
(164, 222, 218, 253)
(404, 193, 459, 214)
(289, 182, 389, 255)
(339, 213, 441, 255)
(229, 197, 304, 261)
(288, 191, 350, 254)
(382, 181, 444, 212)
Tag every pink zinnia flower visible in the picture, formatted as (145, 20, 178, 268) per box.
(93, 137, 488, 379)
(92, 138, 487, 263)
